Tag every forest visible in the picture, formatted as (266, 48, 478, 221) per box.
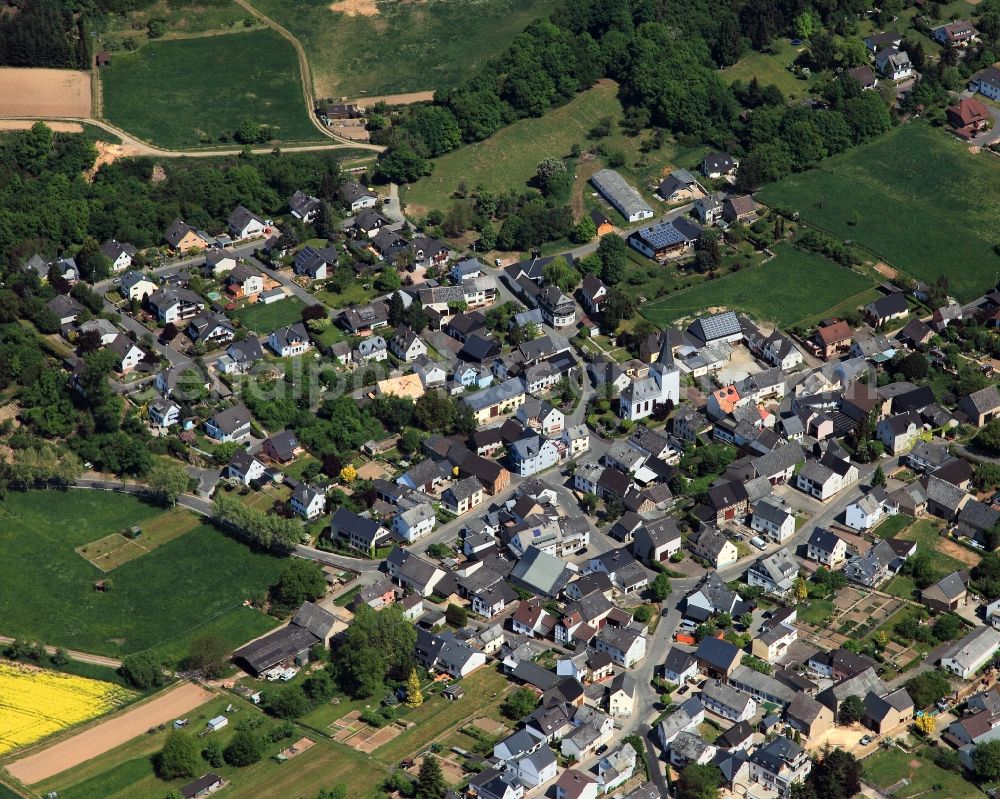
(0, 122, 346, 271)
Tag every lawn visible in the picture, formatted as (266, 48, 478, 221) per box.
(721, 39, 814, 101)
(873, 513, 914, 540)
(863, 746, 985, 798)
(101, 28, 323, 149)
(249, 0, 562, 97)
(0, 491, 284, 658)
(758, 121, 1000, 302)
(640, 244, 876, 328)
(230, 296, 306, 333)
(797, 598, 834, 626)
(405, 80, 648, 216)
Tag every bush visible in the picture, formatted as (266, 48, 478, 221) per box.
(224, 729, 265, 767)
(120, 652, 165, 690)
(154, 731, 199, 780)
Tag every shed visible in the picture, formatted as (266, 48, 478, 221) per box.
(206, 716, 228, 733)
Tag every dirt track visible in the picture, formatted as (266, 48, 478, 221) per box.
(0, 69, 91, 117)
(353, 92, 435, 108)
(0, 120, 83, 133)
(7, 682, 214, 785)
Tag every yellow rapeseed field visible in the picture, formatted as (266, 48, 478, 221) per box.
(0, 662, 134, 754)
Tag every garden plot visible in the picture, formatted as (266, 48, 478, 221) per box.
(74, 510, 201, 571)
(328, 710, 408, 752)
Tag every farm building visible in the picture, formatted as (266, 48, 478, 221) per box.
(590, 169, 653, 222)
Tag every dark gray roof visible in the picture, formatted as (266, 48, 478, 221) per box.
(695, 637, 740, 671)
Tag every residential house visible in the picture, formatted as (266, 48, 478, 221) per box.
(262, 430, 302, 464)
(441, 477, 485, 515)
(812, 319, 852, 360)
(100, 239, 136, 272)
(795, 451, 858, 500)
(752, 609, 798, 664)
(694, 194, 724, 225)
(874, 47, 913, 80)
(847, 64, 879, 90)
(748, 737, 810, 799)
(627, 219, 700, 261)
(330, 507, 392, 554)
(663, 647, 699, 685)
(706, 481, 750, 524)
(657, 168, 704, 202)
(806, 527, 848, 568)
(355, 335, 388, 363)
(751, 500, 795, 543)
(598, 742, 637, 791)
(685, 573, 751, 622)
(593, 626, 646, 668)
(389, 325, 427, 362)
(268, 323, 311, 358)
(864, 293, 909, 327)
(288, 189, 321, 222)
(148, 288, 204, 324)
(106, 334, 145, 374)
(702, 152, 739, 180)
(222, 337, 264, 374)
(415, 629, 487, 679)
(340, 302, 389, 336)
(701, 679, 756, 722)
(509, 435, 560, 477)
(120, 270, 158, 302)
(227, 450, 266, 485)
(670, 731, 716, 767)
(293, 245, 336, 281)
(204, 403, 252, 442)
(555, 770, 599, 799)
(340, 181, 378, 212)
(844, 487, 897, 531)
(864, 31, 903, 53)
(933, 20, 979, 47)
(580, 274, 608, 315)
(392, 503, 436, 542)
(727, 665, 797, 707)
(204, 250, 237, 276)
(947, 97, 991, 139)
(463, 378, 527, 426)
(291, 484, 326, 520)
(148, 398, 180, 429)
(657, 698, 705, 748)
(843, 539, 898, 587)
(509, 546, 574, 597)
(164, 219, 210, 253)
(228, 206, 266, 240)
(747, 548, 799, 597)
(186, 313, 235, 348)
(722, 195, 756, 224)
(688, 525, 738, 569)
(877, 411, 922, 454)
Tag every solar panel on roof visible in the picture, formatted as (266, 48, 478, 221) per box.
(640, 222, 685, 248)
(698, 311, 740, 340)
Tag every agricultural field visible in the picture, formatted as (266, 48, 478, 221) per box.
(0, 68, 91, 118)
(405, 80, 663, 217)
(100, 29, 323, 149)
(0, 663, 134, 756)
(230, 296, 307, 333)
(640, 244, 876, 329)
(250, 0, 561, 98)
(758, 122, 1000, 302)
(0, 491, 283, 658)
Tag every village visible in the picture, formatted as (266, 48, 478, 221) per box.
(11, 126, 1000, 799)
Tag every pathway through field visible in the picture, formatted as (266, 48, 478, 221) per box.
(7, 682, 214, 784)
